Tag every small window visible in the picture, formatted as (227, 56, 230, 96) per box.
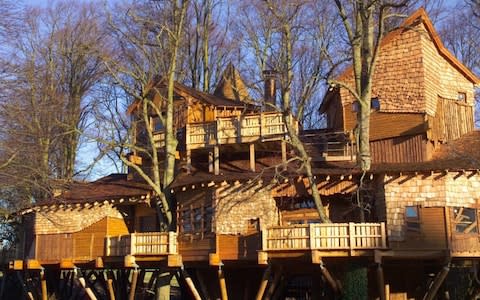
(151, 115, 164, 132)
(351, 98, 380, 112)
(457, 92, 467, 102)
(405, 206, 420, 231)
(371, 97, 380, 110)
(453, 207, 477, 234)
(352, 101, 360, 112)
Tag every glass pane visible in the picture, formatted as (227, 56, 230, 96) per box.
(405, 206, 419, 219)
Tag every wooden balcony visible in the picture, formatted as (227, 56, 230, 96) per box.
(301, 131, 356, 162)
(261, 223, 387, 259)
(185, 112, 296, 150)
(105, 232, 177, 256)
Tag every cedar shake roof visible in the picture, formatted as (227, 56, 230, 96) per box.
(127, 78, 252, 114)
(214, 63, 252, 102)
(320, 8, 480, 113)
(44, 174, 152, 204)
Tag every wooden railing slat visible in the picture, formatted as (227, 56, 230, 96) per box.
(263, 222, 387, 252)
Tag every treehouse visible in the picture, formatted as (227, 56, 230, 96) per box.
(318, 8, 480, 299)
(12, 174, 180, 270)
(8, 8, 480, 300)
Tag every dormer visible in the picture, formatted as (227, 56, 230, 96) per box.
(320, 8, 480, 164)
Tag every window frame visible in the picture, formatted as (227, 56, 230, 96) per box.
(452, 207, 478, 234)
(405, 205, 421, 232)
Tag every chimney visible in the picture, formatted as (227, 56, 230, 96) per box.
(263, 70, 277, 109)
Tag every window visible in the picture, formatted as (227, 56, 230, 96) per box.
(179, 203, 213, 237)
(371, 97, 380, 110)
(139, 215, 160, 232)
(453, 207, 478, 234)
(352, 98, 380, 112)
(457, 92, 467, 102)
(151, 115, 164, 132)
(405, 206, 420, 231)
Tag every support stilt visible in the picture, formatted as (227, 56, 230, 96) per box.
(265, 267, 282, 300)
(79, 276, 98, 300)
(182, 269, 202, 300)
(218, 265, 228, 300)
(0, 271, 7, 300)
(320, 262, 339, 294)
(128, 268, 139, 300)
(249, 144, 256, 172)
(195, 269, 211, 300)
(281, 140, 287, 169)
(214, 145, 220, 175)
(256, 265, 272, 300)
(422, 264, 450, 300)
(40, 269, 47, 300)
(377, 263, 386, 300)
(155, 272, 172, 300)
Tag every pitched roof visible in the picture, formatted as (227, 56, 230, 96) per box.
(42, 174, 152, 204)
(213, 63, 252, 102)
(320, 8, 480, 113)
(127, 78, 253, 114)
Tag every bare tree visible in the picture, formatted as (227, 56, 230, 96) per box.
(332, 0, 410, 172)
(102, 0, 189, 231)
(0, 1, 108, 211)
(235, 0, 343, 223)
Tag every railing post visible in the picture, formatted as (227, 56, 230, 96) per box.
(309, 224, 316, 249)
(260, 113, 264, 139)
(262, 228, 268, 251)
(168, 232, 177, 254)
(130, 233, 136, 256)
(349, 223, 355, 250)
(380, 222, 387, 248)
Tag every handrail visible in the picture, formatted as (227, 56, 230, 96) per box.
(105, 232, 177, 256)
(262, 222, 387, 251)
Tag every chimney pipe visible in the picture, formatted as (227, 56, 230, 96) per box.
(263, 70, 277, 109)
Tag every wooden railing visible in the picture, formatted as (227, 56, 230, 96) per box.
(262, 223, 387, 251)
(185, 112, 296, 150)
(301, 131, 356, 161)
(105, 232, 177, 256)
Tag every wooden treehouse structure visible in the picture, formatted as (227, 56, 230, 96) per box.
(2, 8, 480, 300)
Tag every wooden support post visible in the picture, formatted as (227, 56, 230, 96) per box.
(186, 149, 192, 173)
(79, 277, 98, 300)
(181, 269, 202, 300)
(385, 284, 390, 300)
(40, 269, 47, 300)
(265, 268, 282, 300)
(422, 265, 450, 300)
(209, 150, 214, 173)
(107, 278, 115, 300)
(256, 265, 272, 300)
(218, 266, 228, 300)
(320, 262, 338, 294)
(0, 271, 7, 300)
(195, 269, 211, 300)
(377, 263, 386, 300)
(281, 140, 287, 170)
(155, 272, 172, 300)
(249, 144, 256, 172)
(214, 145, 220, 175)
(128, 268, 139, 300)
(16, 271, 33, 300)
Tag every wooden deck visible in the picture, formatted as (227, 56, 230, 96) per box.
(262, 223, 387, 252)
(186, 112, 295, 149)
(105, 232, 177, 256)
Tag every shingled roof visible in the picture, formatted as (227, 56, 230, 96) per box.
(43, 174, 152, 205)
(213, 63, 252, 103)
(320, 8, 480, 114)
